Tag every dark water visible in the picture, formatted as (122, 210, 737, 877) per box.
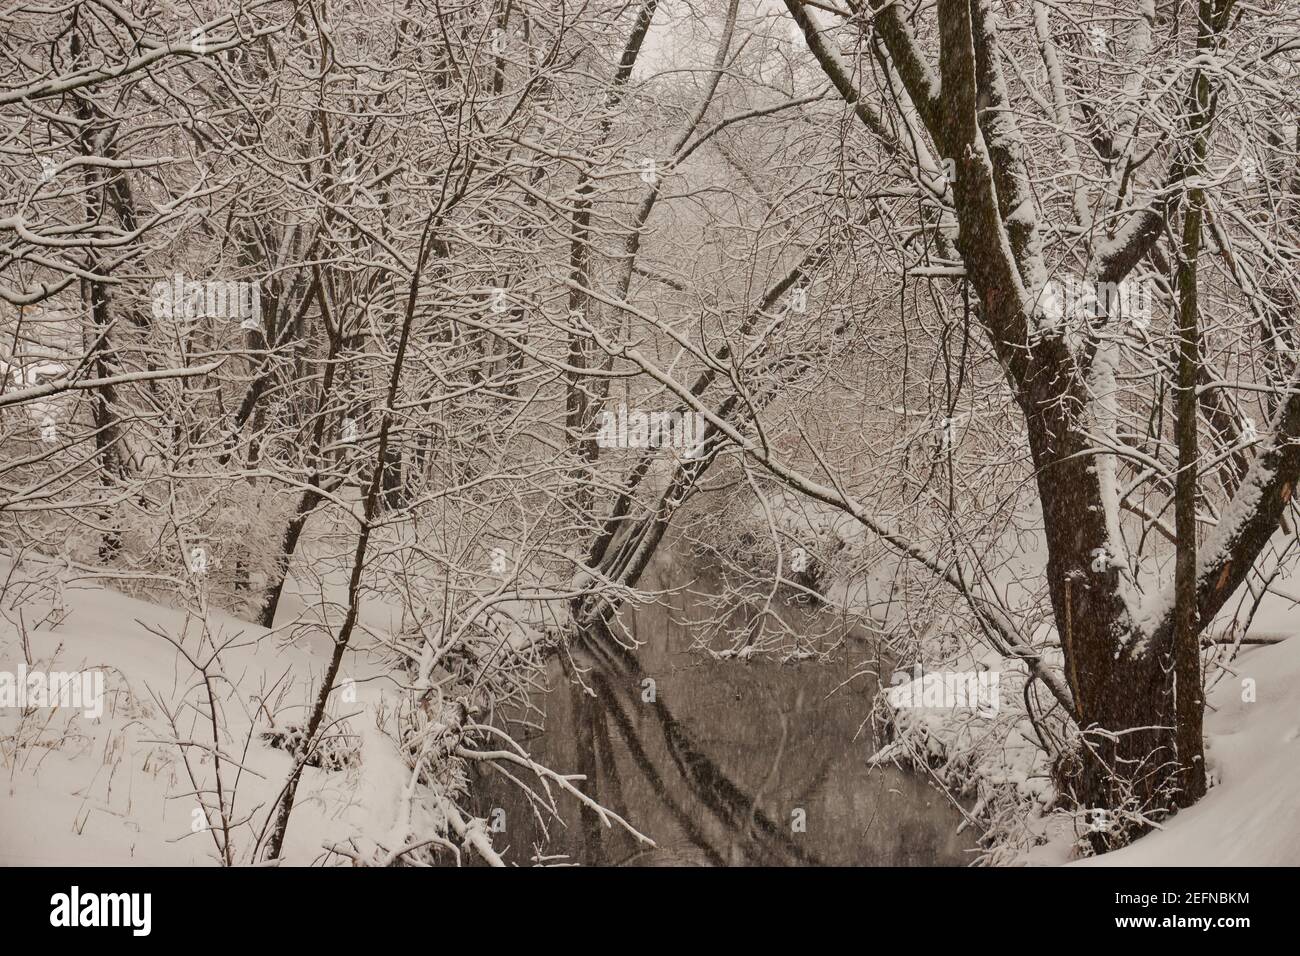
(472, 551, 976, 866)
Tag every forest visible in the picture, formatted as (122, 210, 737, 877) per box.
(1, 0, 1298, 869)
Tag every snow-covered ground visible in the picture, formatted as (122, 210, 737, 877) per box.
(1072, 630, 1300, 866)
(0, 568, 408, 866)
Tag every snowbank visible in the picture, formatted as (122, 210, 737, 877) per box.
(1075, 633, 1300, 866)
(0, 574, 404, 866)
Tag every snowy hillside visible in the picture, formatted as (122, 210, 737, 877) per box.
(0, 573, 409, 866)
(1075, 633, 1300, 867)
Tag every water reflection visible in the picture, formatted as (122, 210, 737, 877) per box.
(473, 551, 975, 866)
